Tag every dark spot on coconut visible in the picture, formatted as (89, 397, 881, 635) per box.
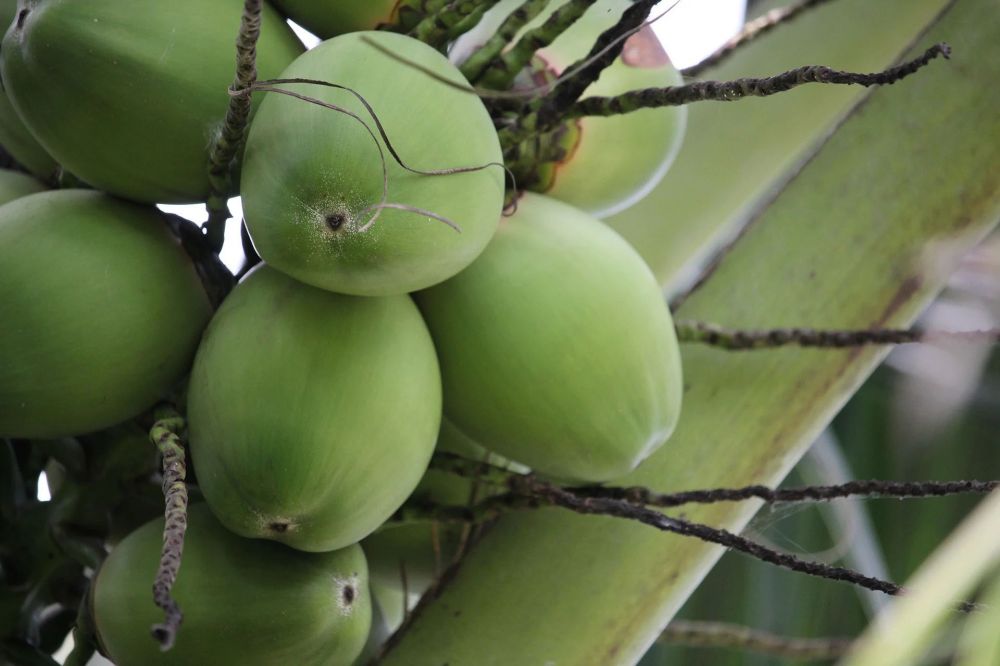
(15, 8, 30, 30)
(325, 212, 347, 231)
(342, 584, 355, 606)
(268, 521, 289, 533)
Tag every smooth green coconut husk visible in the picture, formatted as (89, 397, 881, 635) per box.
(0, 167, 44, 205)
(272, 0, 399, 38)
(0, 0, 304, 203)
(453, 0, 686, 218)
(188, 265, 442, 552)
(0, 0, 58, 181)
(241, 31, 505, 296)
(94, 503, 371, 666)
(0, 190, 213, 438)
(415, 192, 683, 483)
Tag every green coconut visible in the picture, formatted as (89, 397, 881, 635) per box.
(241, 31, 504, 296)
(188, 265, 442, 552)
(0, 190, 213, 438)
(454, 0, 686, 217)
(0, 0, 303, 203)
(94, 503, 371, 666)
(415, 192, 684, 482)
(0, 167, 44, 205)
(272, 0, 399, 38)
(0, 0, 58, 181)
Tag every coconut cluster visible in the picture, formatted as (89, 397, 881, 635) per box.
(0, 2, 685, 664)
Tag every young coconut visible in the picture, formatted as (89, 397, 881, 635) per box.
(453, 0, 686, 218)
(0, 190, 213, 438)
(187, 265, 442, 552)
(415, 192, 683, 483)
(0, 0, 304, 203)
(241, 31, 505, 297)
(93, 503, 371, 666)
(0, 167, 44, 205)
(270, 0, 399, 38)
(0, 0, 57, 181)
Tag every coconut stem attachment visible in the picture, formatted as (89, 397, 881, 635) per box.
(409, 0, 500, 49)
(459, 0, 551, 83)
(205, 0, 264, 252)
(674, 319, 999, 350)
(475, 0, 596, 89)
(391, 0, 451, 33)
(149, 405, 189, 651)
(563, 43, 951, 119)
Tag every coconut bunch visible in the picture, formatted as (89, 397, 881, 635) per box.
(0, 2, 686, 664)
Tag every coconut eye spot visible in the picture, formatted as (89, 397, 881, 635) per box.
(334, 575, 360, 615)
(325, 212, 347, 231)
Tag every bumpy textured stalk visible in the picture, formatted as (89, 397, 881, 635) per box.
(535, 0, 655, 128)
(409, 0, 499, 47)
(459, 0, 551, 82)
(674, 320, 1000, 350)
(149, 407, 189, 651)
(380, 1, 1000, 662)
(205, 0, 263, 251)
(476, 0, 594, 88)
(563, 43, 949, 120)
(392, 0, 451, 32)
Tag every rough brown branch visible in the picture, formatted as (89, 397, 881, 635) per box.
(205, 0, 263, 252)
(675, 319, 1000, 350)
(565, 43, 951, 119)
(148, 406, 189, 651)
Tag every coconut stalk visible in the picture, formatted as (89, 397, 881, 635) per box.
(379, 0, 1000, 662)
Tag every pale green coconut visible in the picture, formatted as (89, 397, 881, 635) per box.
(415, 192, 683, 482)
(188, 265, 442, 552)
(94, 503, 371, 666)
(241, 31, 505, 296)
(0, 190, 212, 438)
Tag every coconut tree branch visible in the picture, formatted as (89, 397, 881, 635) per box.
(659, 620, 853, 660)
(476, 0, 595, 88)
(515, 479, 979, 611)
(573, 479, 999, 508)
(563, 42, 950, 119)
(674, 320, 1000, 350)
(460, 0, 553, 82)
(684, 0, 838, 78)
(148, 406, 189, 651)
(424, 454, 999, 510)
(204, 0, 263, 253)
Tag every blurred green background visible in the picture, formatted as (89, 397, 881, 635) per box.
(641, 235, 1000, 665)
